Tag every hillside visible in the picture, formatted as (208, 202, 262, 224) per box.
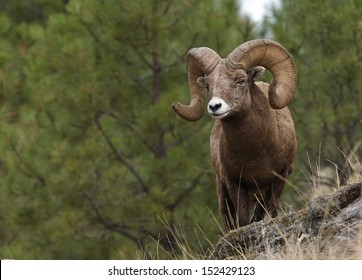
(211, 181, 362, 260)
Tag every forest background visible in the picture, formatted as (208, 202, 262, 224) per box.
(0, 0, 361, 259)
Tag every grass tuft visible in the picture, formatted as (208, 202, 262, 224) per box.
(128, 144, 362, 260)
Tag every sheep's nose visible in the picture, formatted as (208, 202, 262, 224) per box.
(207, 97, 230, 118)
(209, 102, 222, 113)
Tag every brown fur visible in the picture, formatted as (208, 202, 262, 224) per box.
(206, 64, 296, 229)
(172, 40, 297, 229)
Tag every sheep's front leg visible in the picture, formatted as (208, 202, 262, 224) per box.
(251, 199, 266, 223)
(265, 176, 285, 218)
(227, 180, 249, 228)
(216, 178, 236, 230)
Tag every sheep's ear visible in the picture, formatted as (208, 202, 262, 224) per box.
(196, 76, 207, 88)
(248, 66, 265, 82)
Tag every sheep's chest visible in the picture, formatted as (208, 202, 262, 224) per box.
(222, 156, 274, 186)
(218, 128, 284, 188)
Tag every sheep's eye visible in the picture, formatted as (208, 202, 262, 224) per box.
(235, 78, 245, 85)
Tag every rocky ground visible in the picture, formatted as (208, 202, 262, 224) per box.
(210, 181, 362, 260)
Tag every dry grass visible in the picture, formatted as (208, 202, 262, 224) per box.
(136, 145, 362, 260)
(275, 222, 361, 260)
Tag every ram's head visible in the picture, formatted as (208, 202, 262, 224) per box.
(172, 39, 297, 121)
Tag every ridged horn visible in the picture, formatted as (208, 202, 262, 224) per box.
(172, 47, 221, 121)
(226, 39, 297, 109)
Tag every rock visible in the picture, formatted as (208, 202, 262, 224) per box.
(210, 181, 362, 260)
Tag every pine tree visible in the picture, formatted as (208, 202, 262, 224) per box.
(0, 0, 257, 259)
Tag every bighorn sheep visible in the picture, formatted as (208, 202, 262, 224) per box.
(172, 39, 297, 229)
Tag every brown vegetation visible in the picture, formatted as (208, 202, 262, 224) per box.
(210, 181, 362, 260)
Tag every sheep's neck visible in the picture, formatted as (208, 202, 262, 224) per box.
(220, 109, 279, 156)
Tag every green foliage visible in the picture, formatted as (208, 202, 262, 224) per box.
(0, 0, 66, 24)
(0, 0, 257, 259)
(4, 0, 359, 260)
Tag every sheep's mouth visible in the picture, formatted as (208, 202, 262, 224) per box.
(210, 111, 230, 119)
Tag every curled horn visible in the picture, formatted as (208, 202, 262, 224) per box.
(172, 48, 221, 121)
(226, 39, 297, 109)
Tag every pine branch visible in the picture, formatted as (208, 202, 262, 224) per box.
(94, 115, 149, 195)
